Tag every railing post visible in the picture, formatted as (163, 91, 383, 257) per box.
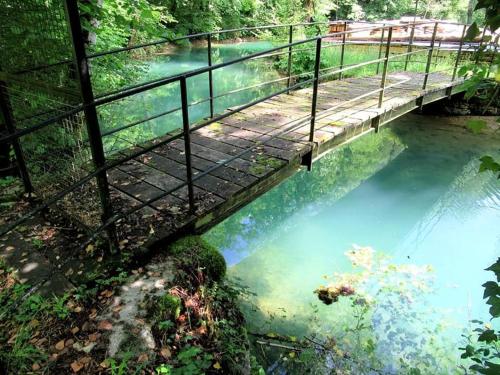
(451, 24, 467, 82)
(308, 38, 322, 156)
(64, 0, 117, 251)
(286, 25, 293, 94)
(422, 22, 438, 91)
(338, 21, 347, 80)
(180, 77, 195, 213)
(207, 33, 214, 118)
(378, 27, 393, 110)
(434, 39, 442, 66)
(0, 80, 33, 193)
(404, 23, 416, 71)
(376, 24, 386, 75)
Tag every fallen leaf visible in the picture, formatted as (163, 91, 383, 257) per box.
(213, 362, 222, 370)
(32, 363, 40, 371)
(88, 333, 100, 342)
(137, 353, 148, 362)
(70, 361, 83, 373)
(80, 357, 91, 364)
(97, 320, 113, 331)
(55, 340, 65, 351)
(71, 327, 80, 334)
(100, 289, 114, 298)
(160, 347, 171, 359)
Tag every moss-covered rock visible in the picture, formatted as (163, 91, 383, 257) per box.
(169, 236, 226, 282)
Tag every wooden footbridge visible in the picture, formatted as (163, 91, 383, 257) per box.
(1, 1, 493, 255)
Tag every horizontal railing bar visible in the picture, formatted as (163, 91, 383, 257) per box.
(0, 105, 85, 144)
(94, 38, 317, 107)
(2, 20, 473, 145)
(0, 44, 437, 145)
(87, 20, 436, 60)
(0, 77, 314, 237)
(315, 77, 411, 122)
(94, 21, 443, 100)
(78, 76, 424, 247)
(88, 21, 334, 59)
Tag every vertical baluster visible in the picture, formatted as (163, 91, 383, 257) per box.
(404, 23, 416, 71)
(434, 39, 442, 67)
(207, 33, 214, 118)
(378, 27, 393, 109)
(309, 38, 322, 145)
(376, 24, 386, 75)
(180, 77, 195, 213)
(64, 0, 117, 251)
(451, 25, 467, 82)
(338, 21, 347, 80)
(287, 25, 293, 93)
(422, 22, 438, 91)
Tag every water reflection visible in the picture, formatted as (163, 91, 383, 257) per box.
(203, 115, 500, 372)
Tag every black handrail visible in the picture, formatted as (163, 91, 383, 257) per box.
(0, 12, 484, 250)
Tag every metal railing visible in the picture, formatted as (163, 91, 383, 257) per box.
(0, 0, 493, 253)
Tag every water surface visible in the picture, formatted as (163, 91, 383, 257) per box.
(204, 115, 500, 373)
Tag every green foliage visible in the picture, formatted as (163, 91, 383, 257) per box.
(460, 258, 500, 374)
(169, 236, 226, 281)
(465, 0, 500, 41)
(0, 275, 73, 373)
(156, 293, 182, 321)
(107, 352, 148, 375)
(155, 346, 212, 375)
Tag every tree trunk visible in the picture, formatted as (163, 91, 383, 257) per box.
(467, 0, 475, 24)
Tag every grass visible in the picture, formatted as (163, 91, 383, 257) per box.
(276, 42, 460, 82)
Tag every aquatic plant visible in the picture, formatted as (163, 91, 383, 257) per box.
(249, 246, 461, 374)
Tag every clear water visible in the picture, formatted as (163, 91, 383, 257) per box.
(204, 116, 500, 373)
(97, 41, 283, 153)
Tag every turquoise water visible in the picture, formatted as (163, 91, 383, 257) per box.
(96, 41, 283, 153)
(204, 116, 500, 373)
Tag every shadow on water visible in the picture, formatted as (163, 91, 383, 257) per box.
(204, 114, 500, 373)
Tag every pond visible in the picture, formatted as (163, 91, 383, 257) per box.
(203, 115, 500, 373)
(97, 41, 283, 153)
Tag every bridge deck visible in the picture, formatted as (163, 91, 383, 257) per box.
(107, 71, 463, 245)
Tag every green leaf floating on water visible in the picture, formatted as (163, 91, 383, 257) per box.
(466, 119, 487, 134)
